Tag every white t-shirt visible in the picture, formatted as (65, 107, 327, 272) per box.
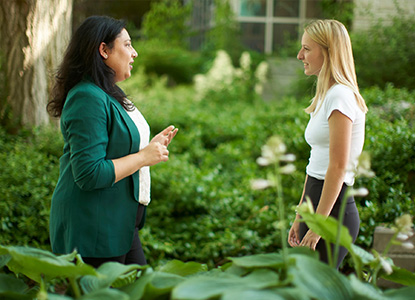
(304, 84, 365, 186)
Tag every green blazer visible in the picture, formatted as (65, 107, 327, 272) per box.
(49, 80, 145, 258)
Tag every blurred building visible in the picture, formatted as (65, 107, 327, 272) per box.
(189, 0, 415, 54)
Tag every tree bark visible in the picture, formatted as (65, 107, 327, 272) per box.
(0, 0, 73, 130)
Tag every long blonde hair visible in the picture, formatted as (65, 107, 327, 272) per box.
(304, 19, 367, 114)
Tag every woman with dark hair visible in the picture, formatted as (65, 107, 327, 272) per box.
(47, 16, 178, 268)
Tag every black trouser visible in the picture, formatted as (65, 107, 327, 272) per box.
(299, 176, 360, 269)
(83, 204, 147, 268)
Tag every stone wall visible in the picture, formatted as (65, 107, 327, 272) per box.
(353, 0, 415, 30)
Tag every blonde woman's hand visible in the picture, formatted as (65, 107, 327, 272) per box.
(288, 218, 301, 247)
(299, 229, 321, 250)
(151, 125, 178, 147)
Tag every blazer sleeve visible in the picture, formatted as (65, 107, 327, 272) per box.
(62, 88, 115, 191)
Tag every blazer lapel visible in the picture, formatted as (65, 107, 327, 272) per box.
(111, 99, 141, 202)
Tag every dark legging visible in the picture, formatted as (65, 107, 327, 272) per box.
(83, 204, 147, 268)
(299, 176, 360, 269)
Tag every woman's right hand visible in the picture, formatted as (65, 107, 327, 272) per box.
(139, 141, 170, 167)
(288, 217, 301, 247)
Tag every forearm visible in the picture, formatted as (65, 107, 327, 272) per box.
(112, 152, 146, 183)
(315, 165, 346, 216)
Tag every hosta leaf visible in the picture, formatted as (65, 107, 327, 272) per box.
(119, 271, 184, 300)
(381, 266, 415, 286)
(300, 213, 353, 250)
(80, 262, 145, 293)
(45, 294, 74, 300)
(350, 244, 375, 263)
(287, 246, 319, 259)
(289, 254, 353, 300)
(78, 287, 129, 300)
(383, 286, 415, 299)
(0, 246, 96, 283)
(172, 269, 279, 300)
(348, 274, 384, 300)
(0, 274, 32, 300)
(0, 292, 33, 300)
(228, 253, 284, 269)
(269, 287, 311, 300)
(157, 259, 208, 276)
(0, 254, 11, 267)
(222, 289, 285, 300)
(0, 274, 28, 293)
(119, 271, 152, 300)
(143, 272, 185, 299)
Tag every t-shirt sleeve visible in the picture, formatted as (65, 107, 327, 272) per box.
(324, 85, 358, 122)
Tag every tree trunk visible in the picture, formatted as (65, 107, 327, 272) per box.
(0, 0, 73, 130)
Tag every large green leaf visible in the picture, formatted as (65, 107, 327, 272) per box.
(46, 294, 74, 300)
(221, 289, 285, 300)
(0, 292, 33, 300)
(383, 286, 415, 300)
(119, 271, 153, 300)
(381, 266, 415, 286)
(78, 287, 129, 300)
(0, 274, 28, 293)
(80, 262, 145, 293)
(0, 246, 97, 283)
(227, 253, 284, 269)
(120, 270, 184, 300)
(222, 287, 311, 300)
(157, 259, 208, 276)
(289, 254, 354, 300)
(0, 254, 11, 267)
(172, 269, 280, 300)
(348, 274, 384, 300)
(299, 212, 353, 249)
(350, 244, 375, 263)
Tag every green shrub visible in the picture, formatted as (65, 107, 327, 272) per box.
(352, 11, 415, 90)
(0, 126, 62, 249)
(356, 85, 415, 247)
(134, 40, 203, 85)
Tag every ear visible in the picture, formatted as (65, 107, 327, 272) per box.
(99, 42, 109, 59)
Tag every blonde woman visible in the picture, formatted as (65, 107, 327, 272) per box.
(288, 20, 367, 268)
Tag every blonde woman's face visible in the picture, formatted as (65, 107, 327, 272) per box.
(297, 32, 324, 76)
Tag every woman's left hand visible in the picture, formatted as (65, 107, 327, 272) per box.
(151, 125, 178, 147)
(299, 229, 321, 250)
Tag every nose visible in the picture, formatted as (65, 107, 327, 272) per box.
(132, 47, 138, 58)
(297, 49, 303, 61)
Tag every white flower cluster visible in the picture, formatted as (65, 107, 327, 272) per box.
(251, 136, 296, 190)
(193, 50, 269, 101)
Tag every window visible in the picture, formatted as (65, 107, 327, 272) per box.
(233, 0, 324, 53)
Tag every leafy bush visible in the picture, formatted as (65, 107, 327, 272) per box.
(0, 126, 61, 249)
(352, 10, 415, 90)
(355, 85, 415, 247)
(134, 40, 203, 85)
(141, 0, 192, 47)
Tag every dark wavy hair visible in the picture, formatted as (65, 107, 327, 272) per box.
(47, 16, 133, 117)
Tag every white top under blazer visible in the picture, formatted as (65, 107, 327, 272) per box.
(304, 84, 366, 186)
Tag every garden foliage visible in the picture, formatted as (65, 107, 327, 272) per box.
(1, 51, 415, 270)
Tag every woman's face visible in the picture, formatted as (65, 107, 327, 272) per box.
(101, 28, 138, 82)
(297, 32, 324, 76)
